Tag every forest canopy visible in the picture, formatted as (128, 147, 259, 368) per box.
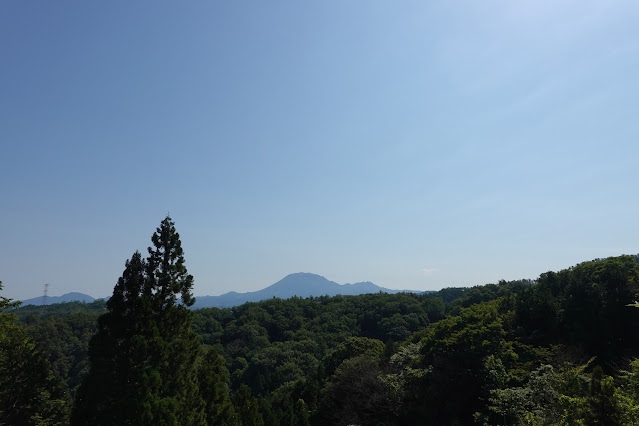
(3, 225, 639, 425)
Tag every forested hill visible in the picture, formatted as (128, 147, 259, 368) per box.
(5, 254, 639, 425)
(191, 272, 422, 308)
(20, 292, 95, 306)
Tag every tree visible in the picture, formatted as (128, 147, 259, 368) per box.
(72, 217, 207, 425)
(232, 385, 264, 426)
(317, 354, 392, 426)
(0, 281, 70, 425)
(560, 256, 639, 362)
(197, 347, 239, 426)
(417, 298, 516, 424)
(488, 364, 562, 425)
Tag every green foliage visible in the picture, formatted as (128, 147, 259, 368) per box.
(317, 354, 391, 426)
(14, 299, 107, 323)
(447, 279, 532, 316)
(378, 342, 430, 419)
(417, 298, 517, 423)
(22, 311, 100, 399)
(232, 385, 264, 426)
(0, 282, 21, 313)
(422, 298, 514, 362)
(487, 358, 639, 426)
(320, 336, 384, 380)
(515, 255, 639, 363)
(72, 217, 207, 425)
(0, 282, 70, 425)
(198, 347, 239, 425)
(555, 362, 638, 426)
(8, 254, 639, 425)
(488, 364, 562, 425)
(244, 341, 320, 395)
(561, 256, 639, 361)
(258, 385, 312, 426)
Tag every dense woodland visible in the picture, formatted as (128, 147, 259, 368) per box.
(3, 220, 639, 424)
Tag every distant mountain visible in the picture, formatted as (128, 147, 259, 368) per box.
(16, 274, 423, 309)
(191, 273, 421, 309)
(20, 292, 95, 306)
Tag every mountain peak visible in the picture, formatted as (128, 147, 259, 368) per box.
(280, 272, 329, 281)
(191, 273, 418, 309)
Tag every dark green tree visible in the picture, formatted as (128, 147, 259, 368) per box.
(197, 347, 239, 426)
(317, 354, 392, 426)
(232, 385, 264, 426)
(0, 282, 69, 425)
(72, 217, 207, 425)
(416, 298, 516, 424)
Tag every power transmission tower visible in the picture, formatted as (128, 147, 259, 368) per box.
(43, 283, 49, 306)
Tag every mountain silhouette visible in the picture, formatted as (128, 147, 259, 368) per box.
(20, 292, 95, 306)
(190, 273, 420, 309)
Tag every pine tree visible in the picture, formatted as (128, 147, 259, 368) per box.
(72, 217, 206, 425)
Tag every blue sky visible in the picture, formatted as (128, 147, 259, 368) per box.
(2, 1, 638, 301)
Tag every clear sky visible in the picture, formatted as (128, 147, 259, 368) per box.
(2, 1, 639, 301)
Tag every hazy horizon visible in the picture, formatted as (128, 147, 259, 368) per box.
(12, 254, 637, 302)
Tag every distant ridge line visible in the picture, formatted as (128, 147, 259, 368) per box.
(20, 292, 96, 306)
(18, 273, 426, 309)
(190, 272, 424, 309)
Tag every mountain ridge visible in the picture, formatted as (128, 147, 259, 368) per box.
(190, 272, 421, 309)
(20, 292, 96, 306)
(18, 273, 423, 309)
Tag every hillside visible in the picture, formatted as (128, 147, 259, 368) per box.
(20, 292, 95, 306)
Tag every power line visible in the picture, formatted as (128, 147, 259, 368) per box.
(43, 283, 49, 306)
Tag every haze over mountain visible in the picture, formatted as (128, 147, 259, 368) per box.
(20, 292, 96, 307)
(17, 273, 420, 309)
(190, 273, 422, 309)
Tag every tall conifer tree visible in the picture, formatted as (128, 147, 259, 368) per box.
(72, 217, 205, 425)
